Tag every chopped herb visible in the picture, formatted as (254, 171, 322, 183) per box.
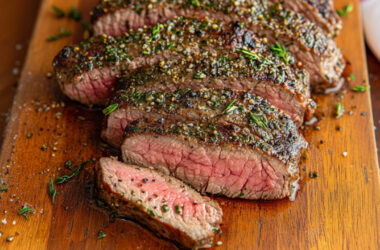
(161, 205, 169, 212)
(309, 172, 319, 178)
(56, 159, 94, 184)
(41, 145, 47, 151)
(239, 22, 245, 28)
(97, 230, 106, 239)
(236, 48, 259, 61)
(102, 103, 118, 115)
(26, 133, 33, 139)
(175, 205, 182, 215)
(49, 178, 57, 203)
(268, 42, 290, 64)
(81, 21, 92, 32)
(47, 35, 60, 42)
(0, 186, 8, 191)
(18, 205, 34, 220)
(192, 0, 200, 7)
(125, 20, 130, 29)
(109, 212, 117, 222)
(337, 3, 353, 17)
(68, 7, 82, 21)
(59, 27, 71, 37)
(52, 5, 65, 18)
(351, 85, 367, 92)
(148, 209, 155, 216)
(336, 102, 344, 118)
(65, 160, 72, 169)
(249, 112, 268, 128)
(349, 73, 355, 81)
(152, 24, 160, 39)
(224, 100, 237, 114)
(239, 192, 244, 197)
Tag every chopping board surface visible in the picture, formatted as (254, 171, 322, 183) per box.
(0, 0, 378, 249)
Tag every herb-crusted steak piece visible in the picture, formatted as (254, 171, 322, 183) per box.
(102, 88, 306, 148)
(115, 47, 312, 126)
(97, 157, 223, 249)
(90, 0, 344, 85)
(121, 113, 307, 200)
(53, 17, 309, 106)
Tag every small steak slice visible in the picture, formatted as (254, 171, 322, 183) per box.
(115, 48, 312, 126)
(102, 88, 305, 148)
(91, 0, 344, 85)
(121, 115, 307, 200)
(97, 157, 223, 249)
(53, 17, 308, 106)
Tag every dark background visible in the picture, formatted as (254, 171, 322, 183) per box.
(1, 1, 379, 160)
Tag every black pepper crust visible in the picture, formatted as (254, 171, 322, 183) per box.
(91, 0, 334, 55)
(53, 16, 305, 81)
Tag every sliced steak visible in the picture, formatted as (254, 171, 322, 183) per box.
(91, 0, 345, 84)
(53, 17, 309, 106)
(121, 110, 307, 200)
(97, 157, 223, 249)
(114, 48, 312, 125)
(102, 88, 308, 148)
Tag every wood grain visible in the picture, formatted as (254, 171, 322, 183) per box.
(0, 0, 378, 249)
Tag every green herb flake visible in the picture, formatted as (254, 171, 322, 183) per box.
(161, 205, 169, 212)
(152, 24, 160, 39)
(309, 172, 319, 178)
(59, 27, 71, 37)
(239, 192, 244, 197)
(56, 159, 94, 184)
(68, 7, 82, 21)
(47, 35, 60, 42)
(18, 205, 34, 220)
(41, 145, 47, 151)
(336, 102, 344, 118)
(65, 160, 72, 169)
(349, 73, 355, 81)
(175, 205, 182, 215)
(102, 103, 119, 115)
(49, 178, 57, 203)
(224, 100, 237, 114)
(236, 48, 259, 61)
(337, 3, 353, 17)
(148, 209, 155, 216)
(192, 0, 200, 7)
(249, 112, 268, 128)
(97, 230, 106, 239)
(351, 85, 367, 92)
(0, 186, 8, 191)
(26, 133, 33, 139)
(52, 5, 65, 18)
(268, 42, 290, 64)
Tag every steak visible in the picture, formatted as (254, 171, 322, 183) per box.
(97, 157, 223, 249)
(121, 111, 307, 200)
(113, 48, 313, 125)
(90, 0, 345, 85)
(102, 88, 308, 148)
(53, 17, 309, 107)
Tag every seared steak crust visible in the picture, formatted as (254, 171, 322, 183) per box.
(121, 118, 306, 199)
(97, 157, 223, 249)
(102, 88, 305, 147)
(90, 0, 344, 84)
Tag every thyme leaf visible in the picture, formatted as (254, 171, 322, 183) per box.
(102, 103, 119, 115)
(68, 7, 82, 21)
(337, 3, 353, 17)
(224, 100, 237, 114)
(49, 178, 57, 203)
(97, 230, 106, 239)
(268, 42, 290, 64)
(249, 112, 268, 128)
(52, 5, 65, 18)
(18, 205, 34, 220)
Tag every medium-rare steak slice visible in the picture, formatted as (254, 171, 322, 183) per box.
(121, 111, 307, 200)
(53, 17, 309, 106)
(97, 157, 223, 249)
(114, 49, 313, 126)
(102, 88, 307, 148)
(90, 0, 344, 85)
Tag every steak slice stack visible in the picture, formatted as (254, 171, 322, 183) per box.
(97, 157, 223, 249)
(120, 101, 307, 199)
(53, 17, 310, 108)
(90, 0, 344, 85)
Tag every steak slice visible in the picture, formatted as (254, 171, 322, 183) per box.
(91, 0, 345, 85)
(121, 114, 307, 200)
(102, 88, 307, 148)
(114, 48, 312, 126)
(53, 17, 309, 106)
(97, 157, 223, 249)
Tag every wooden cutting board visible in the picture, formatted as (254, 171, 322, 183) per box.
(0, 0, 378, 249)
